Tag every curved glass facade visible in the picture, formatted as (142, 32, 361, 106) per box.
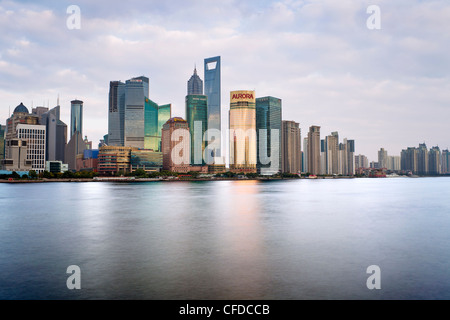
(70, 100, 83, 139)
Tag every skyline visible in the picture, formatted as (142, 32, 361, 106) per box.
(1, 0, 449, 161)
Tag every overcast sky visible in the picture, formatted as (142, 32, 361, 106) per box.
(1, 0, 449, 161)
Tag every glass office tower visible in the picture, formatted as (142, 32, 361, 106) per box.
(108, 81, 126, 146)
(204, 56, 221, 159)
(186, 95, 208, 165)
(124, 76, 149, 149)
(70, 100, 83, 139)
(256, 96, 282, 175)
(144, 98, 171, 152)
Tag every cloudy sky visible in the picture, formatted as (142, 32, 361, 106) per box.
(1, 0, 449, 161)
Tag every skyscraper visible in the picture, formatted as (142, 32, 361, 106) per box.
(204, 56, 221, 159)
(187, 67, 203, 95)
(378, 148, 388, 169)
(428, 146, 441, 175)
(303, 137, 308, 173)
(347, 139, 355, 175)
(229, 90, 257, 173)
(417, 143, 428, 175)
(70, 100, 83, 139)
(186, 95, 208, 165)
(41, 105, 67, 162)
(0, 125, 5, 161)
(108, 80, 126, 146)
(161, 117, 190, 173)
(16, 124, 46, 173)
(325, 133, 339, 175)
(144, 98, 171, 152)
(355, 154, 368, 169)
(281, 120, 301, 174)
(441, 149, 449, 174)
(307, 125, 321, 175)
(256, 96, 282, 175)
(124, 76, 149, 149)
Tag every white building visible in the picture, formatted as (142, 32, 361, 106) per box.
(16, 124, 46, 173)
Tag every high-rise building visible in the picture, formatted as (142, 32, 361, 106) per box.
(204, 56, 221, 159)
(144, 98, 171, 152)
(442, 149, 450, 174)
(161, 117, 191, 173)
(70, 100, 83, 139)
(281, 120, 301, 174)
(338, 140, 348, 175)
(355, 154, 368, 169)
(378, 148, 388, 169)
(307, 125, 321, 175)
(417, 143, 428, 175)
(325, 133, 339, 175)
(108, 80, 126, 146)
(186, 94, 208, 165)
(229, 91, 257, 173)
(16, 124, 46, 173)
(428, 146, 441, 175)
(187, 67, 203, 95)
(0, 125, 5, 161)
(256, 96, 282, 175)
(303, 137, 308, 173)
(32, 106, 49, 123)
(41, 105, 67, 162)
(124, 76, 149, 149)
(65, 131, 85, 171)
(347, 139, 355, 175)
(401, 147, 419, 174)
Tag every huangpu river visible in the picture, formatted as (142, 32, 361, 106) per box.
(0, 177, 449, 300)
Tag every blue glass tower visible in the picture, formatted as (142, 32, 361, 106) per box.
(204, 56, 221, 158)
(70, 100, 83, 139)
(256, 96, 282, 175)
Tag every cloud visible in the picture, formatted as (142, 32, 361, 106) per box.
(0, 0, 449, 160)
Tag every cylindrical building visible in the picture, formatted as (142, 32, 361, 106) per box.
(229, 90, 257, 173)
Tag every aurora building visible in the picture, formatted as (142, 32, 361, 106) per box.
(229, 90, 257, 173)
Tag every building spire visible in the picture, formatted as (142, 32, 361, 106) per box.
(194, 64, 197, 75)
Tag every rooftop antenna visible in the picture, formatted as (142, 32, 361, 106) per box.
(57, 94, 60, 106)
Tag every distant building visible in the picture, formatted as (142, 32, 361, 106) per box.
(187, 67, 203, 95)
(325, 133, 339, 175)
(442, 149, 450, 174)
(417, 143, 428, 175)
(428, 146, 441, 175)
(162, 117, 191, 173)
(229, 91, 257, 174)
(307, 125, 321, 175)
(281, 120, 301, 174)
(355, 154, 369, 169)
(0, 125, 5, 161)
(378, 148, 388, 169)
(303, 137, 308, 173)
(256, 96, 282, 175)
